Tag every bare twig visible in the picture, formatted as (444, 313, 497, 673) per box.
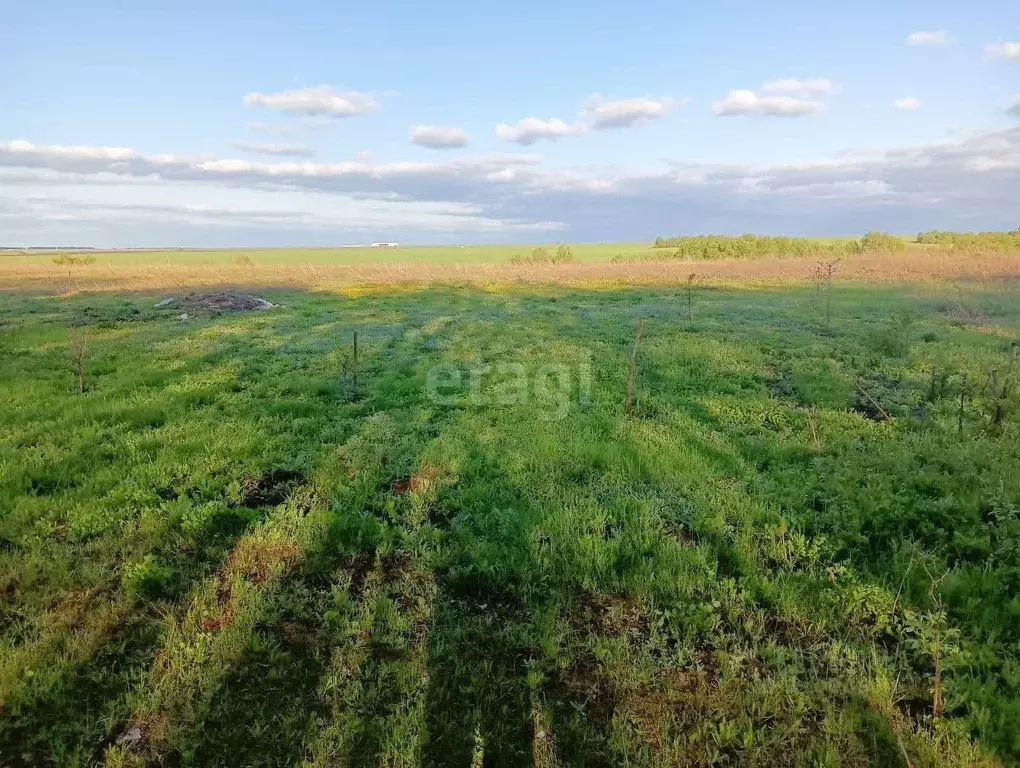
(683, 272, 702, 321)
(626, 320, 644, 419)
(353, 330, 359, 399)
(958, 374, 968, 434)
(855, 381, 891, 421)
(933, 629, 943, 719)
(923, 565, 951, 721)
(896, 732, 914, 768)
(808, 407, 821, 452)
(70, 326, 88, 394)
(814, 258, 841, 324)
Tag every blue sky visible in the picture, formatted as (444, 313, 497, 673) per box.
(2, 0, 1019, 245)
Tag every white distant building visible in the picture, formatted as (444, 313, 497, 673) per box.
(371, 242, 399, 248)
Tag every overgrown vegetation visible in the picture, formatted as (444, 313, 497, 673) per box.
(508, 244, 576, 265)
(915, 229, 1020, 251)
(649, 233, 857, 260)
(635, 232, 913, 261)
(1, 281, 1019, 766)
(50, 254, 96, 266)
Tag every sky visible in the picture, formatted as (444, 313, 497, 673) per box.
(2, 0, 1019, 246)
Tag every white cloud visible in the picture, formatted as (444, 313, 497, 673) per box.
(233, 141, 316, 157)
(986, 42, 1020, 60)
(0, 140, 546, 199)
(761, 78, 833, 95)
(243, 86, 378, 117)
(713, 90, 826, 117)
(495, 118, 587, 145)
(581, 95, 683, 129)
(1007, 96, 1020, 118)
(409, 125, 469, 149)
(907, 30, 950, 46)
(4, 127, 1020, 242)
(893, 97, 922, 111)
(0, 178, 563, 246)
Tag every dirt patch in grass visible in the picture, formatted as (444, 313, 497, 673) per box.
(154, 293, 274, 313)
(239, 468, 307, 508)
(935, 300, 988, 327)
(665, 522, 698, 545)
(201, 605, 236, 633)
(766, 370, 796, 401)
(279, 619, 316, 648)
(569, 592, 647, 637)
(389, 467, 440, 495)
(548, 658, 618, 730)
(342, 553, 377, 600)
(222, 538, 301, 584)
(109, 721, 152, 754)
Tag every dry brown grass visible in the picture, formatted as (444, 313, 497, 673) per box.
(4, 249, 1020, 294)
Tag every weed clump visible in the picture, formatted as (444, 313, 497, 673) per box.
(122, 555, 174, 599)
(52, 253, 96, 266)
(508, 245, 577, 265)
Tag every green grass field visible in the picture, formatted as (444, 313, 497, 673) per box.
(1, 237, 879, 269)
(1, 243, 660, 268)
(2, 279, 1019, 766)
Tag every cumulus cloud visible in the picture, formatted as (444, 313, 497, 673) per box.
(986, 42, 1020, 60)
(495, 118, 587, 145)
(7, 194, 559, 236)
(409, 125, 469, 149)
(761, 78, 833, 95)
(893, 97, 922, 111)
(0, 140, 547, 203)
(581, 95, 683, 129)
(243, 86, 378, 117)
(907, 30, 950, 45)
(713, 90, 826, 117)
(4, 127, 1020, 242)
(233, 141, 316, 157)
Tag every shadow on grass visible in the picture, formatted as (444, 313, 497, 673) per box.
(0, 510, 262, 764)
(2, 283, 1018, 764)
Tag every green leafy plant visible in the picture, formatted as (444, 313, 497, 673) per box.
(122, 555, 174, 599)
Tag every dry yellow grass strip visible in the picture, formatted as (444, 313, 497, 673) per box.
(103, 509, 318, 766)
(299, 553, 436, 768)
(0, 588, 129, 714)
(4, 249, 1020, 295)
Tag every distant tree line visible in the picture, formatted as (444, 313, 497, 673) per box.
(643, 229, 1020, 261)
(647, 232, 905, 261)
(914, 229, 1020, 251)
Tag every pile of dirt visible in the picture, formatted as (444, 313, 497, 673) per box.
(154, 293, 274, 312)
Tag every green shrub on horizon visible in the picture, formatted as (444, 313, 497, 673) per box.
(915, 229, 1020, 251)
(508, 244, 577, 265)
(642, 229, 1020, 262)
(859, 231, 907, 252)
(645, 234, 858, 261)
